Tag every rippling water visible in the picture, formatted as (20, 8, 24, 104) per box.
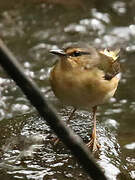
(0, 0, 135, 179)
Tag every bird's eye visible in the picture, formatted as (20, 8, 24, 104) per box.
(73, 51, 81, 57)
(68, 51, 90, 57)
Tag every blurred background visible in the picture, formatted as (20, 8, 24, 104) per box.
(0, 0, 135, 179)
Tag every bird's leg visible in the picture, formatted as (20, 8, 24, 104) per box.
(53, 108, 76, 145)
(67, 108, 76, 125)
(87, 106, 100, 151)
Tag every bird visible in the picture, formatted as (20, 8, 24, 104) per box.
(49, 44, 120, 151)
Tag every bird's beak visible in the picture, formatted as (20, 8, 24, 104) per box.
(50, 49, 66, 56)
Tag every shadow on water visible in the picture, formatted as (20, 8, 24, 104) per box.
(0, 0, 135, 179)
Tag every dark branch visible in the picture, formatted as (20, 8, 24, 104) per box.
(0, 39, 107, 180)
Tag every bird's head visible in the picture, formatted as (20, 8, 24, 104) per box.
(50, 45, 100, 69)
(50, 45, 120, 74)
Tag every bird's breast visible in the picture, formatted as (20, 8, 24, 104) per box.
(50, 64, 119, 109)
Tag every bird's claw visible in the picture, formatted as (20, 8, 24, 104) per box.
(51, 137, 60, 145)
(86, 137, 100, 152)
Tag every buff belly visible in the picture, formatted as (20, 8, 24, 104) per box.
(50, 66, 119, 109)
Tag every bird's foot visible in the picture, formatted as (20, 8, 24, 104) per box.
(52, 137, 60, 145)
(86, 137, 100, 152)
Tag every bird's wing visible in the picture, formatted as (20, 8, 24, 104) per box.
(104, 60, 120, 80)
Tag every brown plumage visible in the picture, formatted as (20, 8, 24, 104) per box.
(50, 45, 120, 151)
